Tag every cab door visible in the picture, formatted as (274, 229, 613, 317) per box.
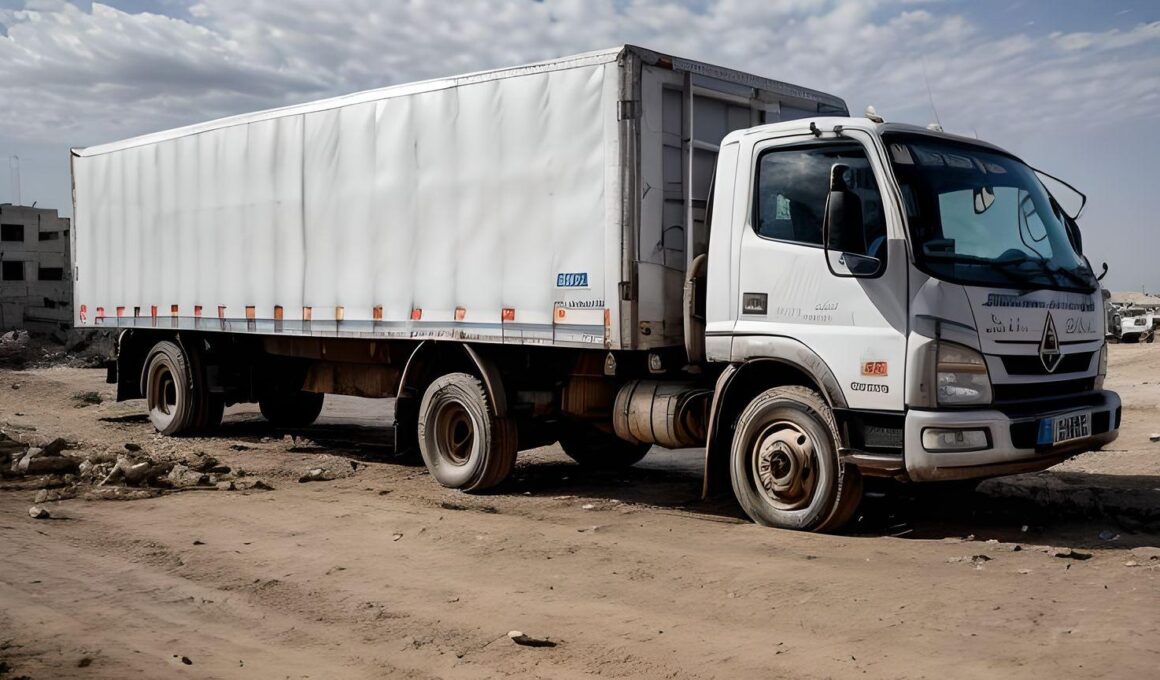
(730, 131, 909, 411)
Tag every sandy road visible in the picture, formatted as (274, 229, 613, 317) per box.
(1, 346, 1159, 678)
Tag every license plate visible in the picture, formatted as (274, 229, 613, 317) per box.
(1037, 411, 1091, 446)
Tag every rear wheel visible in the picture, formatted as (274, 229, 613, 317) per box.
(144, 341, 196, 436)
(729, 386, 861, 532)
(259, 391, 325, 428)
(558, 423, 651, 469)
(418, 373, 517, 492)
(143, 339, 223, 435)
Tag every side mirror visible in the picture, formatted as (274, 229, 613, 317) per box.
(823, 164, 881, 277)
(973, 186, 996, 214)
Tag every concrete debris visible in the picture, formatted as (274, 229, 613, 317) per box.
(124, 443, 142, 452)
(1098, 530, 1120, 541)
(0, 330, 31, 364)
(166, 463, 209, 488)
(102, 455, 171, 486)
(28, 505, 50, 519)
(83, 487, 163, 501)
(299, 467, 334, 483)
(34, 486, 77, 503)
(507, 630, 557, 648)
(216, 480, 236, 491)
(1150, 433, 1160, 442)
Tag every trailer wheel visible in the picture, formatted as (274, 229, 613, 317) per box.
(418, 372, 517, 492)
(729, 386, 860, 532)
(259, 391, 325, 428)
(558, 423, 651, 469)
(144, 341, 198, 436)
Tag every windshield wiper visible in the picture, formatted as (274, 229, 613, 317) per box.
(923, 251, 1037, 286)
(1042, 261, 1096, 291)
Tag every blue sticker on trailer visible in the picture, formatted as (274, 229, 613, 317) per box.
(1036, 417, 1053, 446)
(556, 272, 589, 288)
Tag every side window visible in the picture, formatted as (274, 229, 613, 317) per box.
(754, 143, 887, 259)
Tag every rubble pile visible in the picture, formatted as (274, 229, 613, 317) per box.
(0, 330, 32, 366)
(1, 431, 275, 510)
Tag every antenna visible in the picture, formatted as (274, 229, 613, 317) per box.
(8, 156, 20, 206)
(921, 61, 942, 131)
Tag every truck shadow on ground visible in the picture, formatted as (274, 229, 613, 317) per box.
(209, 413, 1160, 547)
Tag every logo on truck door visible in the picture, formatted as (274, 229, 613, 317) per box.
(1039, 313, 1062, 373)
(742, 292, 768, 315)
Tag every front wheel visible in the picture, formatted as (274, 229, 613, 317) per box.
(729, 386, 861, 532)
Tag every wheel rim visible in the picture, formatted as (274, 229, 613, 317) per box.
(147, 361, 179, 426)
(433, 401, 475, 465)
(750, 420, 818, 511)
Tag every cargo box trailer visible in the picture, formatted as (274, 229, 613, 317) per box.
(73, 46, 1119, 531)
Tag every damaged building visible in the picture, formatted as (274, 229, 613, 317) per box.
(0, 204, 71, 333)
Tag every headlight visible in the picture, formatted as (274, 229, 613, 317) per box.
(936, 342, 992, 406)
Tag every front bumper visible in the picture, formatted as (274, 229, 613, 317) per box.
(904, 390, 1121, 482)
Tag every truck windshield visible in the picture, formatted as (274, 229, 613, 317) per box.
(884, 133, 1096, 292)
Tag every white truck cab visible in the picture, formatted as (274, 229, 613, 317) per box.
(698, 117, 1118, 527)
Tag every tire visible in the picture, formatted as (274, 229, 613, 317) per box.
(729, 386, 861, 532)
(558, 423, 651, 469)
(144, 341, 198, 436)
(184, 339, 223, 432)
(418, 372, 517, 492)
(259, 391, 325, 428)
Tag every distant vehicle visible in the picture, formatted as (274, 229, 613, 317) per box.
(1111, 307, 1153, 343)
(71, 46, 1120, 532)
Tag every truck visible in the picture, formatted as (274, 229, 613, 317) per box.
(71, 45, 1120, 532)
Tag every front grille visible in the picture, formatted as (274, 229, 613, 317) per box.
(992, 378, 1096, 404)
(1001, 352, 1093, 376)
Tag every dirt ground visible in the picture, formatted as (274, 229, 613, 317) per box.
(1, 345, 1159, 679)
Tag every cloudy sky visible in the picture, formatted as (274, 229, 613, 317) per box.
(1, 0, 1157, 291)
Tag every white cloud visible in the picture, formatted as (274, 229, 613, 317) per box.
(1, 0, 1157, 150)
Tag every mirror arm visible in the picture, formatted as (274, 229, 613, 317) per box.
(1033, 166, 1087, 219)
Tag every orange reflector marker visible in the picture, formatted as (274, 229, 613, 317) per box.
(274, 305, 283, 321)
(116, 306, 124, 317)
(245, 306, 255, 320)
(302, 306, 312, 321)
(502, 308, 515, 321)
(372, 306, 383, 321)
(411, 308, 422, 321)
(218, 305, 226, 319)
(455, 307, 466, 321)
(170, 304, 179, 317)
(335, 306, 344, 322)
(194, 305, 202, 317)
(95, 306, 104, 319)
(554, 307, 567, 322)
(150, 305, 157, 319)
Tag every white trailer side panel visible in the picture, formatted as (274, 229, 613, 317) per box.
(74, 55, 619, 348)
